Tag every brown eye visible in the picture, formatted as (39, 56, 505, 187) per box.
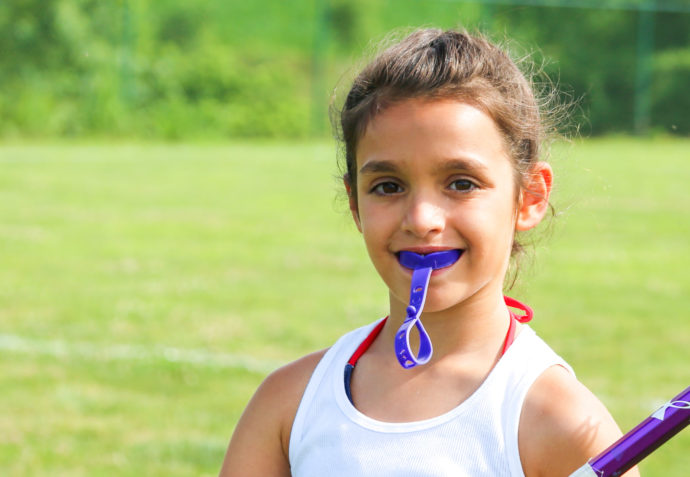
(372, 182, 403, 195)
(449, 179, 476, 192)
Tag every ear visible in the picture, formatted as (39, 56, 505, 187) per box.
(344, 175, 362, 232)
(515, 162, 553, 231)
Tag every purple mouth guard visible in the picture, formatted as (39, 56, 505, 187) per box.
(395, 250, 461, 369)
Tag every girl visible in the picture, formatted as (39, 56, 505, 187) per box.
(220, 29, 638, 477)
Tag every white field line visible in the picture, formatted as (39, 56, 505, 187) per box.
(0, 333, 283, 375)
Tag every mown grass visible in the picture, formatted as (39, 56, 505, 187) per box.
(1, 138, 688, 475)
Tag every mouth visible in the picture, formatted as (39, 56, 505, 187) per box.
(396, 249, 463, 271)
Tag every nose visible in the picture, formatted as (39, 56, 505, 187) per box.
(402, 192, 445, 238)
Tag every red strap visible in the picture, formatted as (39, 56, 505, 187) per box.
(347, 317, 388, 366)
(500, 314, 517, 356)
(501, 296, 532, 356)
(347, 296, 533, 367)
(504, 295, 533, 323)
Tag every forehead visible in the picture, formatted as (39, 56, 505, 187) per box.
(356, 98, 511, 175)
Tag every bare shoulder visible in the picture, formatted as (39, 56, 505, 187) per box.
(519, 365, 640, 477)
(218, 348, 327, 477)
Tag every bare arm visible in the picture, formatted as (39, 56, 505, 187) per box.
(218, 350, 326, 477)
(519, 366, 640, 477)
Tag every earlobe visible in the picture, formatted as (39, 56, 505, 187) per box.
(344, 175, 362, 232)
(515, 162, 553, 231)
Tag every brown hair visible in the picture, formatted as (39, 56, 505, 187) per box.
(333, 28, 562, 263)
(335, 28, 561, 199)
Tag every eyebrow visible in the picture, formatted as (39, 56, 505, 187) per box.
(358, 160, 400, 175)
(358, 157, 488, 175)
(436, 158, 489, 173)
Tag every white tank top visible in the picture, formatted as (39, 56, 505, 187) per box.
(289, 320, 573, 476)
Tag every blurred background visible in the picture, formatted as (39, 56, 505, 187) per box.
(1, 1, 688, 476)
(2, 0, 689, 140)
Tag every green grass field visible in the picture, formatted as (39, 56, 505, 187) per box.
(1, 138, 688, 475)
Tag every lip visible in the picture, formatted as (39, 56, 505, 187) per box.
(395, 246, 457, 255)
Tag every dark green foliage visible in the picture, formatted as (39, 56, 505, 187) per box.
(494, 7, 641, 134)
(0, 0, 687, 138)
(651, 49, 690, 133)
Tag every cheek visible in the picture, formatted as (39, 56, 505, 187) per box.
(361, 215, 392, 250)
(357, 205, 384, 245)
(460, 200, 518, 252)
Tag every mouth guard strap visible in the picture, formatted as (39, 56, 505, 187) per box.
(394, 250, 460, 369)
(395, 266, 433, 368)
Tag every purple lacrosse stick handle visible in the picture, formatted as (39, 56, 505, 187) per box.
(394, 250, 461, 369)
(570, 385, 690, 477)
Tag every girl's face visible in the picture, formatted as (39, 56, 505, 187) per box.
(350, 98, 550, 315)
